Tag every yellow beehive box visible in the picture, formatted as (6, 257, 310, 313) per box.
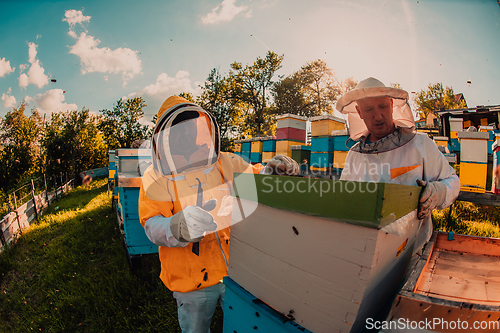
(310, 166, 330, 172)
(262, 151, 276, 163)
(309, 115, 346, 137)
(433, 136, 449, 148)
(234, 142, 242, 153)
(450, 131, 458, 139)
(276, 140, 304, 156)
(109, 169, 116, 179)
(333, 151, 349, 169)
(460, 162, 487, 193)
(480, 118, 489, 126)
(251, 141, 263, 153)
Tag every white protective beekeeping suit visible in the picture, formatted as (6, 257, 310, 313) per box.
(337, 77, 460, 252)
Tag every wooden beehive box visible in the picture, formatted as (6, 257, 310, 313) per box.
(115, 149, 158, 267)
(229, 173, 422, 333)
(388, 232, 500, 333)
(310, 115, 346, 137)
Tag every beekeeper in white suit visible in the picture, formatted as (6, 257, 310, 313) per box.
(337, 77, 460, 252)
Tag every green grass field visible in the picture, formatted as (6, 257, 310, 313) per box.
(0, 179, 223, 333)
(2, 177, 500, 332)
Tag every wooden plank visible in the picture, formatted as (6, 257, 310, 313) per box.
(435, 232, 500, 256)
(417, 250, 500, 304)
(389, 294, 500, 333)
(457, 190, 500, 206)
(117, 176, 142, 188)
(233, 173, 420, 228)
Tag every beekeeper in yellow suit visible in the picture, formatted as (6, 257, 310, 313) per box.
(139, 96, 298, 333)
(337, 77, 460, 253)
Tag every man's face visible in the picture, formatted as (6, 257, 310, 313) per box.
(356, 96, 396, 142)
(168, 118, 198, 155)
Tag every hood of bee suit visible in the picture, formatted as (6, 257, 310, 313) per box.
(335, 77, 415, 141)
(151, 96, 220, 176)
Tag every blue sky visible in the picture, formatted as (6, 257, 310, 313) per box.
(1, 0, 499, 125)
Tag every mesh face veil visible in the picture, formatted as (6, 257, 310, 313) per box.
(151, 104, 220, 176)
(336, 77, 415, 141)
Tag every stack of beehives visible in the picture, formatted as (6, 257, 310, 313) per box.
(275, 114, 307, 158)
(308, 115, 348, 173)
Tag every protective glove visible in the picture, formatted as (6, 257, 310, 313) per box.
(416, 179, 447, 220)
(170, 205, 218, 243)
(264, 154, 299, 176)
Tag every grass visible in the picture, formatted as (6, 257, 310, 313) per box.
(0, 178, 223, 333)
(433, 200, 500, 238)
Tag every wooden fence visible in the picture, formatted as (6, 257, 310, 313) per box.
(0, 176, 74, 252)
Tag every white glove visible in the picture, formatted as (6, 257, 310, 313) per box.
(170, 205, 218, 243)
(264, 155, 299, 176)
(416, 179, 447, 220)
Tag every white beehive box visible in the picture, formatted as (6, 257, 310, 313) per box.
(229, 173, 422, 333)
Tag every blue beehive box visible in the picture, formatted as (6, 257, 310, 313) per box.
(117, 187, 158, 257)
(450, 138, 460, 152)
(223, 277, 312, 333)
(242, 142, 251, 152)
(240, 151, 251, 163)
(250, 152, 262, 163)
(311, 137, 334, 152)
(333, 135, 350, 151)
(263, 140, 276, 152)
(310, 152, 333, 168)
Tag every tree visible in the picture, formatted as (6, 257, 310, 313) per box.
(98, 97, 149, 149)
(229, 51, 284, 137)
(414, 83, 467, 120)
(299, 59, 341, 115)
(43, 108, 107, 179)
(0, 100, 43, 189)
(272, 73, 316, 117)
(196, 68, 240, 151)
(272, 61, 357, 117)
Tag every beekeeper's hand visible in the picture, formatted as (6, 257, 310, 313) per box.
(416, 179, 447, 220)
(170, 205, 218, 243)
(264, 154, 299, 176)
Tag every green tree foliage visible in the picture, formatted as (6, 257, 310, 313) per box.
(299, 59, 341, 115)
(272, 73, 315, 117)
(0, 100, 43, 189)
(229, 51, 284, 137)
(98, 97, 149, 149)
(414, 83, 467, 120)
(196, 68, 240, 151)
(273, 60, 357, 117)
(43, 108, 107, 178)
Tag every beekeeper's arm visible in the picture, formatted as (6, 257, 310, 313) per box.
(139, 174, 217, 248)
(143, 206, 217, 247)
(417, 138, 460, 220)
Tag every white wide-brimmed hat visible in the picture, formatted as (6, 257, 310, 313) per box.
(336, 77, 415, 140)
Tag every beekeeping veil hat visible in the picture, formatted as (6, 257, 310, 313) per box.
(336, 77, 415, 141)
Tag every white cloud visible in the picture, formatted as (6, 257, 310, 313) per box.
(0, 58, 15, 77)
(201, 0, 250, 25)
(1, 88, 16, 108)
(64, 9, 142, 87)
(27, 89, 78, 115)
(18, 42, 49, 89)
(140, 71, 201, 100)
(63, 9, 91, 28)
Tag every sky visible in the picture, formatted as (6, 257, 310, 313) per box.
(0, 0, 499, 126)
